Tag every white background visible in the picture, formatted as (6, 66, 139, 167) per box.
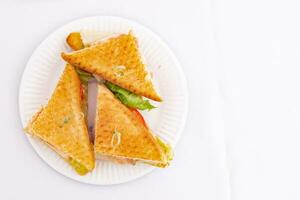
(3, 0, 300, 200)
(0, 0, 230, 200)
(214, 0, 300, 199)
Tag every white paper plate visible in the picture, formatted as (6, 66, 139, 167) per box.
(19, 16, 188, 185)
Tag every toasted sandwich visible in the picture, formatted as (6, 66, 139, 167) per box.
(24, 64, 95, 175)
(94, 84, 172, 167)
(61, 32, 162, 102)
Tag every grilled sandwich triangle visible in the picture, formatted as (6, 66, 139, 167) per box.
(61, 32, 162, 102)
(24, 64, 95, 175)
(94, 84, 171, 167)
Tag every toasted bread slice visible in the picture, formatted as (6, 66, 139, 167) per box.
(61, 33, 162, 102)
(24, 64, 94, 175)
(94, 84, 169, 166)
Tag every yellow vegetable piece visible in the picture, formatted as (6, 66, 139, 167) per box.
(68, 157, 89, 175)
(66, 32, 84, 50)
(156, 136, 173, 161)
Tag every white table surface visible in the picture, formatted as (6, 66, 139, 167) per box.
(0, 1, 230, 200)
(213, 0, 300, 199)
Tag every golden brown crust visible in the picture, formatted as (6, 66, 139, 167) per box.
(24, 107, 43, 133)
(94, 84, 165, 163)
(24, 64, 94, 173)
(61, 33, 162, 102)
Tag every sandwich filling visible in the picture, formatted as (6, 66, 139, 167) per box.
(96, 136, 173, 168)
(37, 138, 90, 175)
(67, 157, 89, 175)
(50, 145, 89, 175)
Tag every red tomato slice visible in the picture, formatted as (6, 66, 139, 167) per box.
(131, 109, 147, 128)
(80, 85, 84, 100)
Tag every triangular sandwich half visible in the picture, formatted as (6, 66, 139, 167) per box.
(24, 64, 95, 175)
(61, 32, 162, 102)
(94, 84, 172, 167)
